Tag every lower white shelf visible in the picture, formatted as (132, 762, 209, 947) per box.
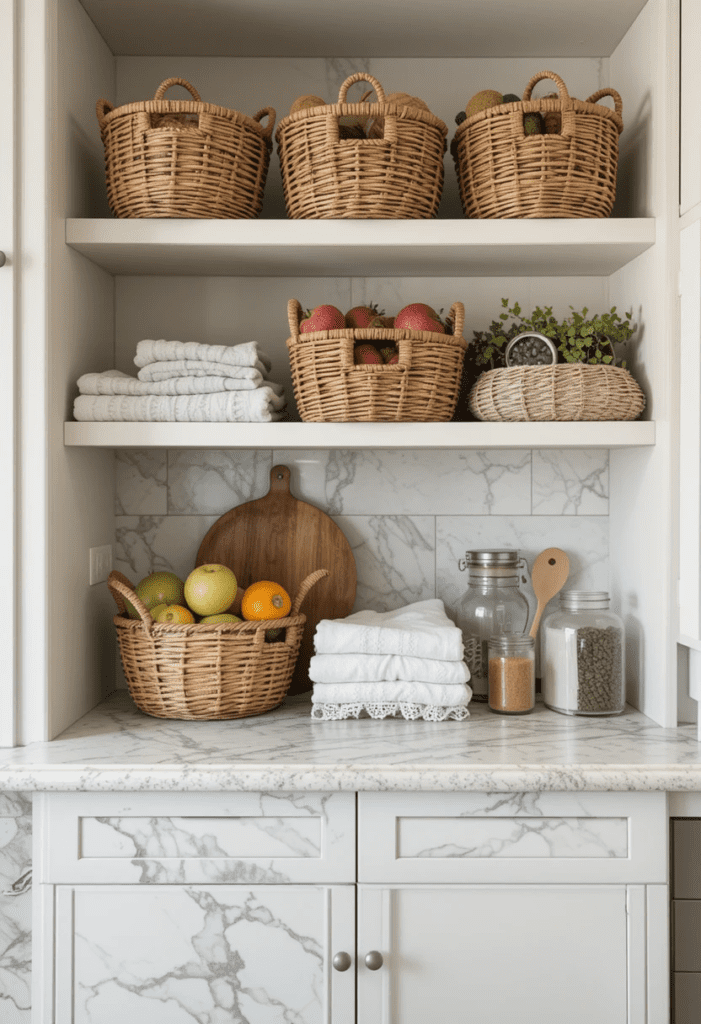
(63, 420, 656, 449)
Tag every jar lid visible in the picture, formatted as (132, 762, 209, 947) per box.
(489, 632, 535, 654)
(560, 590, 610, 610)
(465, 549, 520, 567)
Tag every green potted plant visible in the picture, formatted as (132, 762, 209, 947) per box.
(467, 299, 646, 422)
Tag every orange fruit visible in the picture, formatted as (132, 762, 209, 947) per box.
(155, 604, 195, 624)
(241, 581, 292, 621)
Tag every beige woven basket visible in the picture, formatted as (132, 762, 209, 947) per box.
(275, 73, 447, 219)
(452, 70, 623, 219)
(468, 365, 646, 422)
(108, 568, 328, 720)
(286, 299, 467, 422)
(97, 78, 276, 219)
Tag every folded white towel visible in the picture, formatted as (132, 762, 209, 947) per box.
(309, 652, 469, 686)
(138, 360, 270, 382)
(314, 599, 464, 661)
(134, 339, 271, 373)
(311, 680, 472, 706)
(73, 387, 286, 423)
(78, 369, 286, 397)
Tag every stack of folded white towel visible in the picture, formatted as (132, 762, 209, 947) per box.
(74, 340, 286, 422)
(309, 599, 472, 722)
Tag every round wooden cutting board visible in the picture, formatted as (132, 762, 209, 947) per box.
(196, 465, 357, 695)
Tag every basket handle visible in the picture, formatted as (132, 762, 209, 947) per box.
(252, 106, 276, 139)
(585, 87, 623, 120)
(287, 298, 304, 339)
(291, 569, 331, 616)
(337, 73, 386, 105)
(447, 302, 465, 338)
(96, 98, 115, 125)
(107, 570, 155, 634)
(522, 70, 572, 105)
(153, 77, 202, 102)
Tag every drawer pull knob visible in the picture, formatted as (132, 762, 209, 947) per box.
(365, 950, 384, 971)
(332, 952, 352, 972)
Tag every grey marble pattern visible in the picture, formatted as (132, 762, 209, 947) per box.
(1, 691, 701, 792)
(0, 793, 31, 1023)
(167, 450, 273, 515)
(115, 450, 167, 516)
(532, 450, 609, 516)
(115, 515, 219, 586)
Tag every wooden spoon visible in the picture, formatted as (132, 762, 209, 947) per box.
(529, 547, 570, 639)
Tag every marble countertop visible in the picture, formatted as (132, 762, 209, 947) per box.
(1, 690, 701, 792)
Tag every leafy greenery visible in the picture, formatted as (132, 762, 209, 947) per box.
(472, 299, 635, 369)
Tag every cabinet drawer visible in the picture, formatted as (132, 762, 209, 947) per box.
(39, 791, 355, 884)
(358, 791, 666, 884)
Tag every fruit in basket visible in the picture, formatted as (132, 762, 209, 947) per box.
(455, 110, 467, 125)
(395, 303, 445, 333)
(385, 352, 399, 364)
(379, 345, 397, 362)
(241, 581, 292, 621)
(149, 603, 167, 621)
(369, 314, 395, 329)
(299, 304, 346, 333)
(465, 89, 503, 118)
(155, 604, 195, 624)
(200, 613, 242, 624)
(523, 112, 544, 135)
(126, 571, 185, 619)
(184, 564, 238, 616)
(345, 304, 383, 328)
(289, 94, 326, 115)
(354, 343, 383, 365)
(384, 91, 430, 112)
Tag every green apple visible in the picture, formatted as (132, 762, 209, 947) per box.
(184, 564, 238, 617)
(149, 603, 168, 621)
(126, 571, 185, 619)
(200, 613, 241, 625)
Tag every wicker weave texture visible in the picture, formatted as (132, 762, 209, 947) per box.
(275, 74, 447, 219)
(108, 569, 327, 720)
(452, 71, 623, 219)
(286, 299, 467, 422)
(97, 78, 275, 219)
(468, 365, 646, 422)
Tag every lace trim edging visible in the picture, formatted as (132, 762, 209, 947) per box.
(311, 701, 470, 722)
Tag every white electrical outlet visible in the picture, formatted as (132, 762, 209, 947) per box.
(89, 545, 113, 586)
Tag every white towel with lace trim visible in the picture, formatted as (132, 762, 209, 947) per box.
(309, 652, 469, 686)
(134, 339, 271, 374)
(73, 387, 286, 422)
(313, 599, 464, 661)
(311, 702, 470, 722)
(311, 680, 471, 706)
(77, 369, 285, 396)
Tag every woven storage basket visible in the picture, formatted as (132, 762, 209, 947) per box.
(452, 70, 623, 219)
(97, 78, 276, 219)
(286, 299, 467, 422)
(275, 73, 447, 219)
(108, 568, 328, 720)
(468, 365, 646, 422)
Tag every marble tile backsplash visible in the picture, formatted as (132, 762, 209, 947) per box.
(0, 793, 32, 1023)
(114, 448, 609, 630)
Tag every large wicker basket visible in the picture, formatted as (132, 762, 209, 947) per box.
(452, 71, 623, 219)
(275, 73, 447, 219)
(468, 365, 646, 422)
(96, 78, 276, 219)
(286, 299, 467, 422)
(108, 568, 328, 720)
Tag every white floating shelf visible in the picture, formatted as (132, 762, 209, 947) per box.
(65, 219, 656, 278)
(64, 420, 656, 450)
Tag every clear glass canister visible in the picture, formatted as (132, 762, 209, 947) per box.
(456, 550, 530, 701)
(488, 633, 535, 715)
(542, 591, 625, 716)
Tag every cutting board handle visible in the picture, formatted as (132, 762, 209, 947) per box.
(270, 464, 291, 492)
(292, 568, 331, 616)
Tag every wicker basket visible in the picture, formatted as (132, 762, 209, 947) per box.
(286, 299, 467, 422)
(96, 78, 276, 219)
(108, 568, 328, 720)
(452, 70, 623, 219)
(468, 365, 646, 422)
(275, 73, 447, 219)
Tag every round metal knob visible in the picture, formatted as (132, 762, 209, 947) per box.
(332, 952, 352, 972)
(365, 950, 384, 971)
(0, 252, 6, 267)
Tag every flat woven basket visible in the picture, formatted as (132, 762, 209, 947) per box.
(96, 78, 276, 219)
(275, 73, 447, 219)
(108, 568, 328, 720)
(452, 70, 623, 219)
(286, 299, 467, 422)
(468, 365, 646, 422)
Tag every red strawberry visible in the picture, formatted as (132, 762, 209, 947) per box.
(394, 302, 445, 333)
(369, 315, 395, 329)
(345, 304, 383, 329)
(379, 346, 397, 362)
(299, 304, 346, 333)
(354, 344, 383, 365)
(386, 352, 399, 364)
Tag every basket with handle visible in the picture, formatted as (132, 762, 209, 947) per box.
(452, 70, 623, 219)
(96, 77, 276, 219)
(275, 73, 447, 219)
(286, 298, 467, 422)
(108, 568, 328, 720)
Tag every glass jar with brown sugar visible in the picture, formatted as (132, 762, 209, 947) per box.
(488, 633, 536, 715)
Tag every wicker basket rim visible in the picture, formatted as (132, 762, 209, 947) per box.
(113, 610, 306, 634)
(276, 101, 447, 139)
(287, 328, 467, 348)
(99, 99, 275, 141)
(454, 95, 623, 137)
(476, 363, 636, 378)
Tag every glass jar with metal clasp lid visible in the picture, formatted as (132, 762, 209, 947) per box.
(455, 550, 531, 702)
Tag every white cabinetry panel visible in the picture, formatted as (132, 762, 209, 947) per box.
(681, 0, 701, 215)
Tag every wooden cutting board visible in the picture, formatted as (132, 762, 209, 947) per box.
(196, 465, 357, 695)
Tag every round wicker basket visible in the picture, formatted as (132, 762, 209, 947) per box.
(108, 569, 328, 720)
(468, 364, 646, 422)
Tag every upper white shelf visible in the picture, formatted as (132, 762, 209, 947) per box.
(64, 420, 655, 450)
(66, 219, 656, 278)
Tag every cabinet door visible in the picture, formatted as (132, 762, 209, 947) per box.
(358, 885, 633, 1024)
(53, 884, 355, 1024)
(681, 0, 701, 214)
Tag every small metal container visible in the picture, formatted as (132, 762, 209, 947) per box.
(505, 331, 559, 367)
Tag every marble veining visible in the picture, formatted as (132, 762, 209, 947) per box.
(0, 793, 31, 1023)
(532, 450, 609, 516)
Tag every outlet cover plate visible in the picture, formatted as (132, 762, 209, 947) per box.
(89, 545, 113, 586)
